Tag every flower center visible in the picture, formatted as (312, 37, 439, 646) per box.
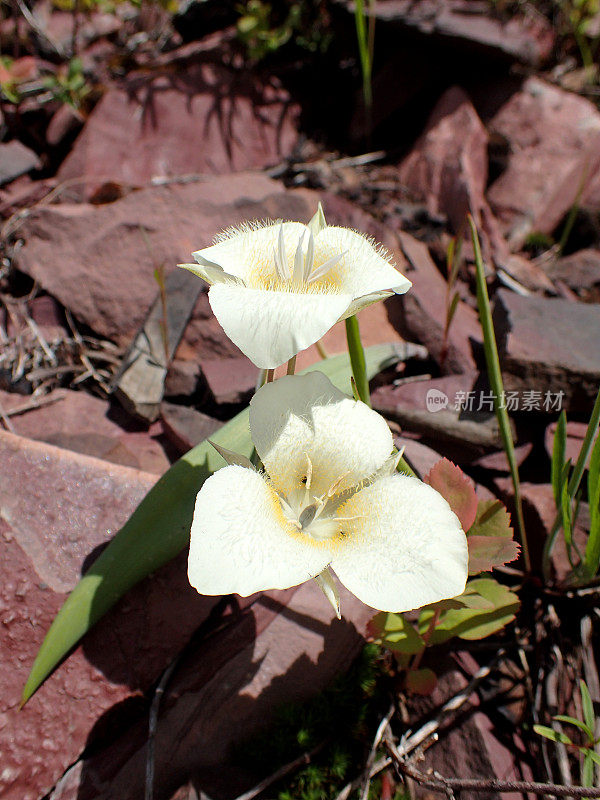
(277, 456, 361, 543)
(248, 224, 347, 293)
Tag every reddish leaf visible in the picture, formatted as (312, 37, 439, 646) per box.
(425, 458, 478, 531)
(405, 667, 438, 696)
(468, 535, 520, 574)
(470, 499, 513, 539)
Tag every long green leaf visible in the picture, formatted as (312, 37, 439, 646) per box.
(552, 411, 568, 507)
(543, 387, 600, 581)
(583, 428, 600, 578)
(468, 216, 530, 572)
(22, 345, 400, 704)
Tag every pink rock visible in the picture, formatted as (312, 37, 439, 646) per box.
(390, 231, 481, 373)
(201, 357, 258, 406)
(372, 373, 504, 455)
(57, 66, 299, 193)
(14, 173, 316, 345)
(160, 401, 222, 454)
(0, 388, 171, 474)
(493, 288, 600, 411)
(487, 77, 600, 249)
(47, 581, 373, 800)
(544, 248, 600, 303)
(398, 86, 505, 261)
(0, 431, 221, 800)
(370, 0, 554, 66)
(0, 140, 41, 186)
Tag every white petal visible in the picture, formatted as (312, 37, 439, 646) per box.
(178, 262, 241, 286)
(208, 284, 352, 369)
(331, 474, 468, 612)
(249, 372, 394, 497)
(188, 465, 330, 596)
(314, 227, 411, 298)
(339, 290, 394, 320)
(193, 222, 307, 283)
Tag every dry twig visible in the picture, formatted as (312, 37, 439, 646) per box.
(385, 737, 600, 797)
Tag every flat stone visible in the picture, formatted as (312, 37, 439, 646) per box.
(14, 173, 321, 346)
(544, 249, 600, 303)
(398, 86, 505, 261)
(493, 288, 600, 411)
(201, 356, 259, 406)
(487, 78, 600, 249)
(0, 388, 171, 474)
(0, 140, 41, 186)
(0, 431, 222, 800)
(57, 66, 299, 193)
(389, 231, 481, 373)
(353, 0, 554, 65)
(372, 373, 504, 455)
(47, 580, 373, 800)
(160, 401, 222, 454)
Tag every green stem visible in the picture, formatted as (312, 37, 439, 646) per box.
(469, 216, 530, 573)
(345, 315, 370, 407)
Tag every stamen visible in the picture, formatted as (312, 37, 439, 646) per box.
(303, 230, 315, 282)
(327, 470, 352, 498)
(278, 224, 290, 280)
(304, 454, 313, 505)
(308, 250, 348, 284)
(292, 229, 306, 286)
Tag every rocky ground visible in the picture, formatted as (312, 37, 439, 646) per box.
(1, 1, 600, 799)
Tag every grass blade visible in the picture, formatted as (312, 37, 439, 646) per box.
(543, 387, 600, 580)
(552, 411, 568, 507)
(468, 216, 530, 572)
(583, 429, 600, 578)
(22, 345, 400, 705)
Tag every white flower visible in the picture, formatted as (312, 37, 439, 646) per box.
(188, 372, 468, 617)
(179, 208, 411, 369)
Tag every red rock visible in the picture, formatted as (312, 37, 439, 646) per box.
(46, 103, 84, 147)
(487, 78, 600, 249)
(201, 357, 259, 406)
(493, 288, 600, 412)
(0, 140, 41, 186)
(414, 650, 534, 800)
(0, 431, 223, 800)
(57, 66, 299, 194)
(372, 373, 504, 455)
(365, 0, 554, 66)
(14, 173, 319, 345)
(473, 442, 533, 472)
(390, 231, 481, 373)
(160, 401, 222, 454)
(0, 388, 171, 474)
(398, 86, 505, 261)
(544, 249, 600, 303)
(47, 580, 372, 800)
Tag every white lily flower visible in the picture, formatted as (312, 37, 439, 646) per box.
(188, 372, 468, 617)
(179, 209, 411, 369)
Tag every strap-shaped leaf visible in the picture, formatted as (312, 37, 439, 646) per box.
(22, 345, 400, 704)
